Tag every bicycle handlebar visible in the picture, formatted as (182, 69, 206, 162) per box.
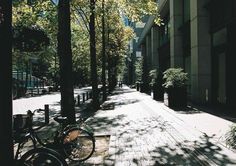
(26, 109, 45, 118)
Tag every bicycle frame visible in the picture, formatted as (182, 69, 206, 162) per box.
(14, 110, 95, 163)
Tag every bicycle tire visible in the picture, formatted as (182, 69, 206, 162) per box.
(62, 127, 95, 162)
(14, 134, 37, 160)
(18, 147, 68, 166)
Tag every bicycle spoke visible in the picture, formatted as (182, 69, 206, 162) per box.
(63, 128, 95, 161)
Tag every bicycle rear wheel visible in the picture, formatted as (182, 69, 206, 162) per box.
(18, 147, 68, 166)
(62, 127, 95, 162)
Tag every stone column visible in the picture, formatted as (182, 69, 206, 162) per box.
(146, 34, 152, 70)
(169, 0, 184, 68)
(151, 26, 159, 70)
(190, 0, 211, 104)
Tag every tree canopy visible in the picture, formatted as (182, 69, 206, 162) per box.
(12, 0, 160, 85)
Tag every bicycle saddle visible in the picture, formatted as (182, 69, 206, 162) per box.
(54, 116, 68, 124)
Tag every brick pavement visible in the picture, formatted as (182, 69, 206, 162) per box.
(13, 86, 236, 165)
(85, 86, 236, 166)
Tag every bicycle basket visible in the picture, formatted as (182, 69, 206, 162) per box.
(13, 114, 32, 132)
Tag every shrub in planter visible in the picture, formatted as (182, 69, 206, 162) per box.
(162, 68, 188, 108)
(149, 69, 164, 101)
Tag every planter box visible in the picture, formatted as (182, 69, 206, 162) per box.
(164, 87, 187, 108)
(153, 86, 164, 101)
(140, 82, 149, 93)
(136, 82, 140, 91)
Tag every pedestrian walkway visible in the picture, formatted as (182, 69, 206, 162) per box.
(85, 86, 236, 165)
(13, 85, 236, 165)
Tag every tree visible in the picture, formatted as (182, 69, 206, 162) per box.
(101, 0, 106, 101)
(71, 0, 160, 99)
(58, 0, 75, 123)
(0, 1, 14, 165)
(89, 0, 100, 109)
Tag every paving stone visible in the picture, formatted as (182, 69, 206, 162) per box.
(13, 86, 236, 165)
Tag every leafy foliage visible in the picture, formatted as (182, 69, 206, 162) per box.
(149, 69, 158, 87)
(13, 25, 49, 52)
(12, 0, 160, 86)
(134, 57, 142, 82)
(162, 68, 188, 88)
(225, 124, 236, 150)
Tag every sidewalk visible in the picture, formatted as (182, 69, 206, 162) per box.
(13, 85, 236, 165)
(84, 86, 236, 165)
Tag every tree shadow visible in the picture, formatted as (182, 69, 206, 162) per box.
(86, 115, 126, 133)
(171, 106, 202, 114)
(149, 133, 236, 165)
(100, 99, 140, 111)
(96, 113, 236, 165)
(108, 88, 137, 96)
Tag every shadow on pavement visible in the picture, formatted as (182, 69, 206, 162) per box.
(108, 88, 136, 96)
(148, 134, 236, 165)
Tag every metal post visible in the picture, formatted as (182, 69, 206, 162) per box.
(77, 95, 80, 106)
(86, 91, 89, 100)
(83, 93, 85, 103)
(44, 104, 49, 124)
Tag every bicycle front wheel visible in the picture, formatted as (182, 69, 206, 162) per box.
(18, 147, 68, 166)
(62, 127, 95, 162)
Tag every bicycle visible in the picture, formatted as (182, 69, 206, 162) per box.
(13, 109, 95, 163)
(17, 147, 68, 166)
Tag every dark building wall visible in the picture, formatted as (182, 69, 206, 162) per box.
(209, 0, 236, 109)
(136, 0, 236, 111)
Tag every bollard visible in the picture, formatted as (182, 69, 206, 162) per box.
(77, 95, 80, 106)
(86, 92, 89, 100)
(44, 104, 49, 124)
(82, 93, 85, 103)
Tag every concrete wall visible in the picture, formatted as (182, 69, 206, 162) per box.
(190, 0, 212, 104)
(169, 0, 184, 68)
(151, 26, 159, 70)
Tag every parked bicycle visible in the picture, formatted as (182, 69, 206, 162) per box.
(17, 147, 68, 166)
(13, 109, 95, 164)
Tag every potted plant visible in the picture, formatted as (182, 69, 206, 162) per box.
(162, 68, 188, 108)
(149, 69, 158, 90)
(149, 69, 164, 101)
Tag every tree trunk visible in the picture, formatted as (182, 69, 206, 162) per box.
(101, 0, 107, 101)
(89, 0, 100, 109)
(108, 54, 112, 92)
(24, 61, 29, 91)
(58, 0, 75, 123)
(0, 1, 14, 164)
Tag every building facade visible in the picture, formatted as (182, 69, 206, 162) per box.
(136, 0, 236, 110)
(125, 16, 148, 85)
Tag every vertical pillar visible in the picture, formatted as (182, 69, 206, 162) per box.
(77, 94, 80, 106)
(141, 44, 148, 93)
(44, 104, 49, 124)
(169, 0, 184, 68)
(151, 26, 159, 70)
(190, 0, 211, 104)
(0, 1, 14, 165)
(146, 34, 152, 69)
